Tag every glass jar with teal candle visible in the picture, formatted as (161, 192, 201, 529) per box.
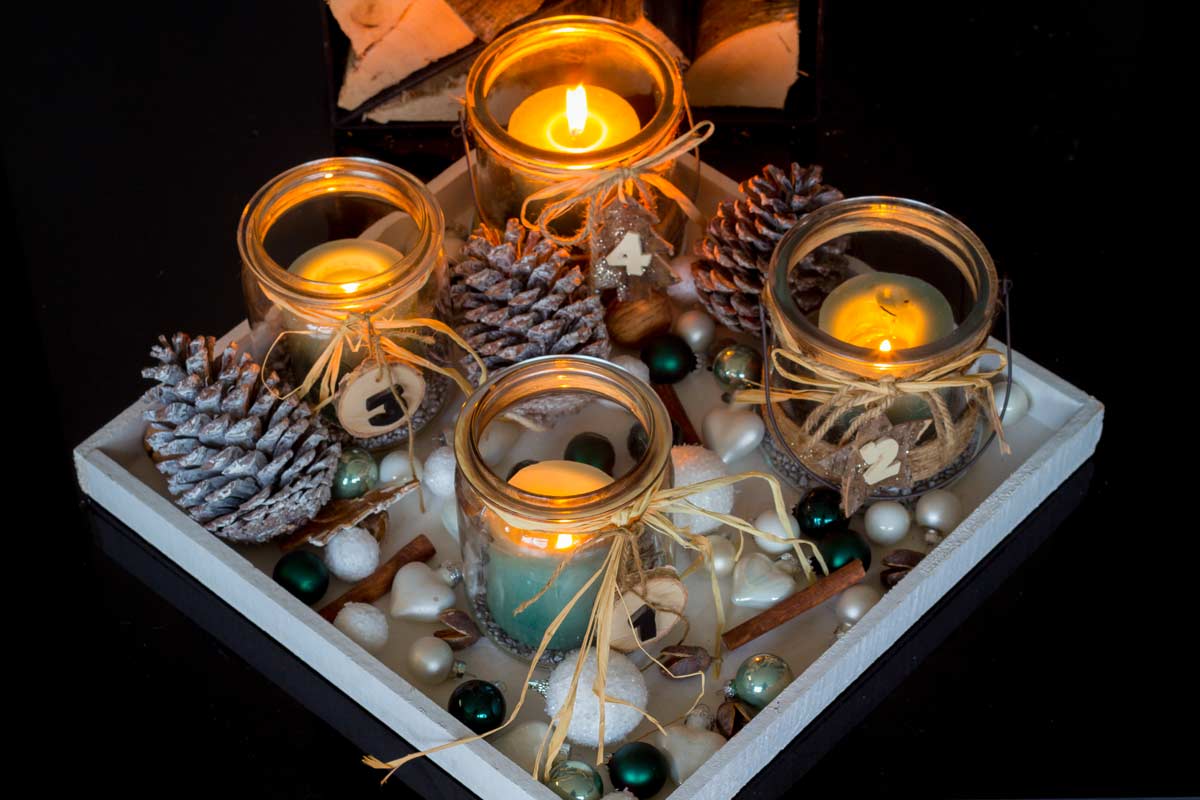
(454, 355, 674, 666)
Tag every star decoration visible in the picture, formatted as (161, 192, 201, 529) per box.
(813, 414, 928, 516)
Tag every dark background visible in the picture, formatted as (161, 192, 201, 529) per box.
(8, 1, 1175, 797)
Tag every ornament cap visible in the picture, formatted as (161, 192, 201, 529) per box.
(438, 560, 464, 587)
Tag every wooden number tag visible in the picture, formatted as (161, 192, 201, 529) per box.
(335, 360, 425, 439)
(859, 437, 901, 485)
(606, 231, 651, 276)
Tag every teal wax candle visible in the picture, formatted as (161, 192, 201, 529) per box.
(487, 460, 614, 650)
(486, 537, 608, 650)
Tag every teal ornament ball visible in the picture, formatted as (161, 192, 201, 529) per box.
(793, 487, 848, 537)
(641, 334, 696, 384)
(507, 459, 539, 481)
(816, 528, 872, 573)
(448, 680, 506, 734)
(608, 741, 669, 798)
(272, 551, 329, 605)
(627, 419, 683, 461)
(333, 447, 379, 500)
(732, 653, 794, 709)
(547, 759, 605, 800)
(564, 432, 616, 475)
(711, 343, 763, 391)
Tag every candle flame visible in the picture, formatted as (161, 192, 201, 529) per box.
(878, 339, 893, 352)
(565, 84, 588, 137)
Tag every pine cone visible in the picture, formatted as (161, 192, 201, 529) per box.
(141, 333, 340, 544)
(450, 219, 611, 382)
(693, 163, 850, 334)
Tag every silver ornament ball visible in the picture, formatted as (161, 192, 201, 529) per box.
(834, 584, 882, 626)
(407, 636, 464, 684)
(673, 309, 716, 352)
(706, 535, 737, 578)
(752, 509, 801, 555)
(915, 489, 963, 533)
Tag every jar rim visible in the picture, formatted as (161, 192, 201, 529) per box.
(465, 15, 684, 173)
(237, 156, 444, 311)
(766, 196, 999, 371)
(455, 355, 673, 529)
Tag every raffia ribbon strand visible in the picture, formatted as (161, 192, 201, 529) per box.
(519, 121, 716, 248)
(364, 469, 828, 783)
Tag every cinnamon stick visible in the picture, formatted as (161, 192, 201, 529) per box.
(318, 534, 436, 621)
(721, 559, 866, 651)
(653, 383, 703, 446)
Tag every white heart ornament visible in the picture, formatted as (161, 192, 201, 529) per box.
(731, 552, 796, 609)
(702, 406, 764, 464)
(389, 562, 455, 621)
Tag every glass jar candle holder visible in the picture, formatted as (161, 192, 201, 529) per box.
(454, 355, 675, 666)
(463, 15, 692, 243)
(239, 156, 453, 449)
(759, 197, 1002, 498)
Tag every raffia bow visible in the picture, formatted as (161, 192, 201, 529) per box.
(259, 285, 487, 506)
(364, 469, 828, 783)
(519, 121, 716, 248)
(735, 345, 1012, 459)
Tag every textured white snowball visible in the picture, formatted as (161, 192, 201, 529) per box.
(379, 449, 422, 485)
(479, 420, 521, 466)
(670, 446, 733, 534)
(545, 649, 648, 746)
(753, 509, 801, 554)
(423, 446, 457, 497)
(612, 354, 651, 384)
(666, 252, 698, 305)
(324, 526, 381, 582)
(333, 603, 389, 652)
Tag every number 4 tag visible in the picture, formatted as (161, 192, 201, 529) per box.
(606, 231, 651, 276)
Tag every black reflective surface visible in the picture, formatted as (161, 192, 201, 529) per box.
(10, 0, 1170, 797)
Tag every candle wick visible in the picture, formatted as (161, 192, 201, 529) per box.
(877, 303, 897, 318)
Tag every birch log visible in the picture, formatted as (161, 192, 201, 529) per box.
(684, 0, 799, 108)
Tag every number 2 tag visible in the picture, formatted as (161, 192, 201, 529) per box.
(606, 231, 652, 276)
(859, 437, 901, 485)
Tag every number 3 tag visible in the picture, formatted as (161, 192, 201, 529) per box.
(859, 437, 901, 485)
(335, 360, 425, 439)
(606, 231, 652, 276)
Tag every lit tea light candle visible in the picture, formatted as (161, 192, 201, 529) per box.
(819, 273, 956, 422)
(288, 238, 403, 294)
(507, 83, 641, 154)
(819, 272, 956, 352)
(486, 459, 614, 649)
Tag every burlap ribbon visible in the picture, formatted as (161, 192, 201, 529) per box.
(364, 470, 828, 783)
(519, 121, 716, 248)
(735, 296, 1010, 459)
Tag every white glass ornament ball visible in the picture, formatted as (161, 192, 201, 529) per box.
(407, 635, 458, 684)
(915, 489, 963, 533)
(863, 501, 911, 546)
(753, 509, 801, 554)
(834, 584, 882, 625)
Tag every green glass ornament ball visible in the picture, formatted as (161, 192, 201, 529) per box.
(564, 432, 616, 475)
(447, 680, 506, 734)
(546, 759, 605, 800)
(333, 447, 379, 500)
(793, 487, 848, 537)
(641, 334, 696, 384)
(816, 528, 873, 573)
(272, 551, 329, 605)
(626, 419, 683, 462)
(507, 459, 539, 481)
(711, 343, 764, 391)
(608, 741, 669, 798)
(733, 653, 794, 709)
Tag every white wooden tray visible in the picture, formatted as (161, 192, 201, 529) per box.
(74, 157, 1103, 800)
